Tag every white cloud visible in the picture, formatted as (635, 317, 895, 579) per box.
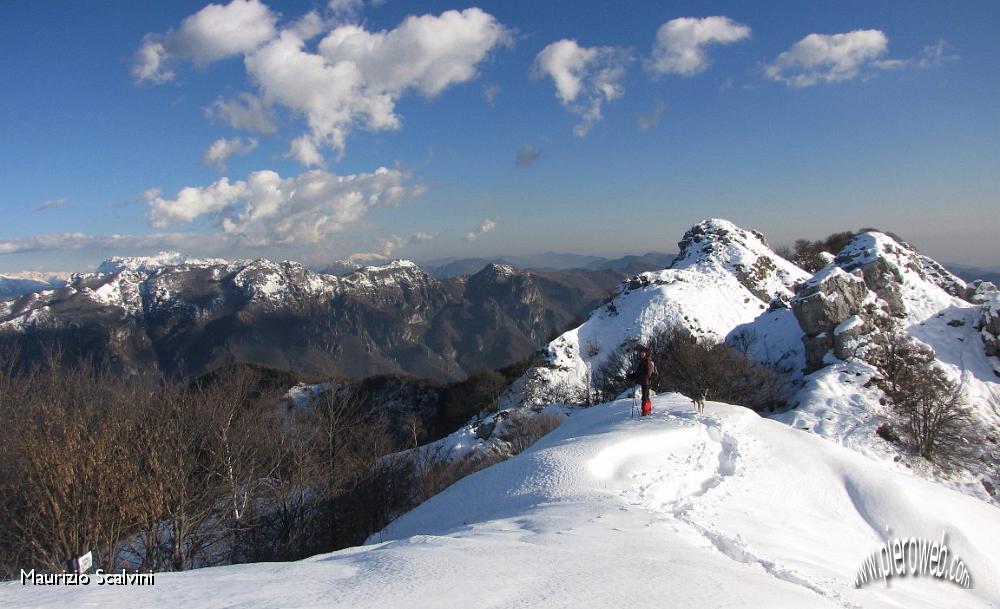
(175, 0, 278, 64)
(875, 39, 959, 71)
(146, 177, 246, 226)
(347, 231, 436, 262)
(515, 144, 541, 167)
(482, 83, 500, 105)
(465, 218, 497, 241)
(289, 11, 327, 40)
(202, 137, 258, 172)
(135, 4, 509, 163)
(534, 39, 630, 137)
(636, 102, 665, 132)
(132, 0, 278, 83)
(288, 135, 326, 168)
(206, 93, 277, 133)
(317, 10, 511, 98)
(131, 36, 173, 84)
(246, 8, 509, 166)
(764, 29, 891, 87)
(915, 39, 959, 68)
(0, 232, 201, 255)
(146, 167, 424, 247)
(647, 16, 750, 77)
(250, 8, 509, 162)
(34, 197, 70, 212)
(327, 0, 364, 22)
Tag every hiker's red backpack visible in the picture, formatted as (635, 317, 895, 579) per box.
(641, 398, 652, 416)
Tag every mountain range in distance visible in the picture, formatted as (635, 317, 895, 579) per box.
(4, 252, 997, 298)
(0, 258, 641, 382)
(417, 252, 679, 278)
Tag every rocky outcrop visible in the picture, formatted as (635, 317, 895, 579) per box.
(792, 268, 868, 334)
(980, 291, 1000, 358)
(834, 250, 904, 317)
(919, 255, 968, 300)
(833, 315, 867, 360)
(791, 268, 870, 371)
(673, 219, 809, 303)
(968, 280, 999, 305)
(835, 232, 966, 316)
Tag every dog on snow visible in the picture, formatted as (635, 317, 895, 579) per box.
(692, 388, 708, 414)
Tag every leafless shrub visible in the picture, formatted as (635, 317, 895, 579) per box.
(867, 330, 976, 468)
(500, 411, 563, 455)
(591, 340, 639, 404)
(0, 355, 150, 575)
(409, 445, 504, 507)
(628, 325, 789, 411)
(0, 347, 556, 577)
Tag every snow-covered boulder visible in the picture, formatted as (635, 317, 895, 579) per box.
(791, 267, 870, 371)
(832, 314, 868, 361)
(791, 267, 868, 336)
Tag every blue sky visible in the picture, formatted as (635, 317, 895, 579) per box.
(1, 0, 998, 273)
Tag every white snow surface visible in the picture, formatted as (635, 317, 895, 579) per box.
(7, 394, 998, 608)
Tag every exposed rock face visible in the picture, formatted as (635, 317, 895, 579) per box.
(792, 268, 868, 335)
(832, 315, 867, 361)
(789, 230, 986, 372)
(791, 268, 869, 371)
(981, 291, 1000, 358)
(855, 257, 905, 316)
(801, 333, 834, 371)
(918, 255, 968, 299)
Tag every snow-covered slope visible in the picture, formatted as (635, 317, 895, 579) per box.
(506, 219, 810, 406)
(7, 395, 998, 608)
(505, 219, 999, 501)
(780, 231, 1000, 484)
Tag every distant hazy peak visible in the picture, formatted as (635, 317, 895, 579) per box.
(97, 251, 229, 275)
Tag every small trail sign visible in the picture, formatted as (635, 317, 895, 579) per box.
(68, 551, 93, 574)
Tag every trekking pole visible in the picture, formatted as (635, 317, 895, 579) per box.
(631, 388, 637, 419)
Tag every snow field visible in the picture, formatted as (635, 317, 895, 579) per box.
(8, 393, 997, 609)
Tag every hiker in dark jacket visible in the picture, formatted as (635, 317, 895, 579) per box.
(632, 346, 655, 406)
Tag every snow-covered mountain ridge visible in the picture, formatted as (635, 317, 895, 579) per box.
(505, 219, 811, 408)
(503, 218, 998, 500)
(0, 272, 68, 300)
(0, 254, 626, 381)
